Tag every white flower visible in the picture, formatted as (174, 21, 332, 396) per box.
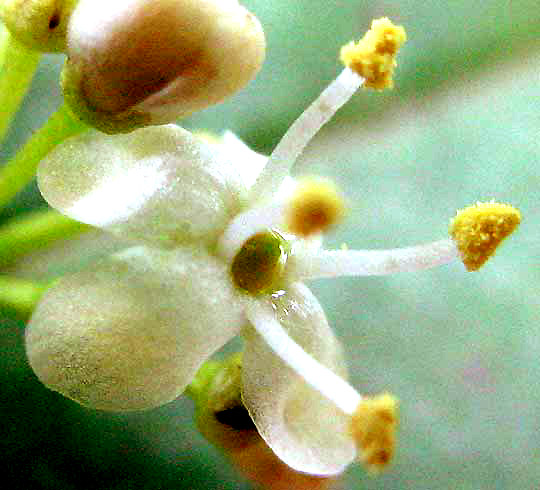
(25, 19, 519, 476)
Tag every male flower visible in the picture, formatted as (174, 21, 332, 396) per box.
(25, 19, 519, 476)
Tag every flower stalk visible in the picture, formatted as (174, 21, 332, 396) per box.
(0, 104, 86, 208)
(0, 209, 90, 268)
(0, 26, 41, 143)
(0, 275, 49, 318)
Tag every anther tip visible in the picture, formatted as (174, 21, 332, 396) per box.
(286, 177, 345, 237)
(340, 17, 406, 91)
(449, 201, 521, 271)
(350, 393, 398, 473)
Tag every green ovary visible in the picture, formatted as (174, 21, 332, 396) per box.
(231, 230, 289, 295)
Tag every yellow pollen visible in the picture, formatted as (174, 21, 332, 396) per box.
(286, 177, 345, 237)
(340, 17, 406, 90)
(449, 201, 521, 271)
(350, 393, 398, 473)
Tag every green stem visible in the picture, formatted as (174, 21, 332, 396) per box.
(0, 103, 87, 208)
(0, 26, 41, 144)
(0, 208, 91, 268)
(0, 275, 49, 318)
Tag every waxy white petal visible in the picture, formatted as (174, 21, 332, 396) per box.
(242, 283, 356, 476)
(38, 125, 247, 247)
(26, 246, 246, 411)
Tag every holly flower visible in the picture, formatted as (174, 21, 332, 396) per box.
(25, 19, 520, 477)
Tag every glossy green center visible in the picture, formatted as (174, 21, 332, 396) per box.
(231, 230, 289, 295)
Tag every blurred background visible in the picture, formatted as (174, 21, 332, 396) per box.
(1, 0, 540, 488)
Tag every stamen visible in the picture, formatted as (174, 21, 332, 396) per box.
(250, 17, 406, 203)
(249, 67, 365, 203)
(286, 239, 459, 281)
(245, 300, 362, 416)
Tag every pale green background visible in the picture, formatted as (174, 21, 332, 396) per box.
(1, 1, 539, 489)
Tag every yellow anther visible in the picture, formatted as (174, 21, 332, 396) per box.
(340, 17, 406, 90)
(350, 393, 398, 473)
(449, 201, 521, 271)
(286, 177, 345, 237)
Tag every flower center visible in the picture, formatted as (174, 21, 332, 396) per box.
(230, 230, 289, 295)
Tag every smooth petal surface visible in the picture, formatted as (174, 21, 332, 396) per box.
(242, 283, 356, 476)
(67, 0, 265, 123)
(217, 131, 297, 205)
(38, 125, 247, 247)
(26, 246, 246, 411)
(219, 131, 267, 190)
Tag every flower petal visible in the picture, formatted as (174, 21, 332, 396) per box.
(220, 131, 267, 189)
(242, 283, 356, 476)
(26, 246, 246, 411)
(215, 132, 297, 204)
(38, 125, 247, 247)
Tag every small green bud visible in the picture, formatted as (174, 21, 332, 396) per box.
(0, 0, 78, 52)
(62, 0, 266, 133)
(193, 353, 259, 451)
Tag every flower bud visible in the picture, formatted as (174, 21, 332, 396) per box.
(193, 353, 259, 452)
(62, 0, 266, 133)
(0, 0, 78, 52)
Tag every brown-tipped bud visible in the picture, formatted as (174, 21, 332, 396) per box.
(0, 0, 78, 52)
(62, 0, 266, 133)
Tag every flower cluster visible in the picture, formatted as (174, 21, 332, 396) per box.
(15, 3, 520, 480)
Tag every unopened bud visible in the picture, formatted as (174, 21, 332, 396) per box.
(193, 353, 259, 451)
(62, 0, 266, 133)
(0, 0, 78, 52)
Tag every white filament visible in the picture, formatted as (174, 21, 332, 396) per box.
(250, 67, 364, 203)
(246, 300, 361, 416)
(286, 239, 459, 281)
(287, 239, 459, 281)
